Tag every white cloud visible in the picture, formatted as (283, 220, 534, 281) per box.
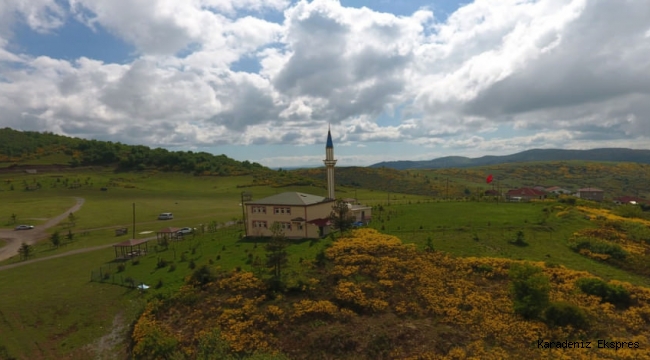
(0, 0, 65, 37)
(1, 0, 650, 166)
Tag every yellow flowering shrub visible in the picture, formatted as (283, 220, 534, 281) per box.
(131, 228, 650, 359)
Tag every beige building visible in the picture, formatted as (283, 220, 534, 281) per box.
(577, 188, 604, 201)
(343, 199, 372, 223)
(244, 192, 335, 239)
(243, 128, 373, 238)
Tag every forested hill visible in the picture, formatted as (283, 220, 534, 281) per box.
(370, 148, 650, 170)
(0, 127, 267, 175)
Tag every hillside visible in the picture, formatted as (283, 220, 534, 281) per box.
(370, 148, 650, 170)
(132, 228, 650, 359)
(296, 162, 650, 200)
(3, 127, 649, 199)
(0, 127, 267, 176)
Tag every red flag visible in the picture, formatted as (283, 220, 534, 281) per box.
(486, 174, 493, 184)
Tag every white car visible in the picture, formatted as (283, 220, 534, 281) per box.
(176, 227, 193, 235)
(158, 212, 174, 220)
(15, 225, 34, 230)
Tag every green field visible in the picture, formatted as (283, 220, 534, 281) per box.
(365, 201, 650, 286)
(0, 168, 649, 359)
(0, 169, 426, 359)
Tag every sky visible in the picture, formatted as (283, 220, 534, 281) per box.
(1, 0, 649, 168)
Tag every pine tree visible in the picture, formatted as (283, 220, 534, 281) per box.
(330, 199, 355, 232)
(18, 242, 32, 260)
(265, 222, 288, 290)
(50, 231, 61, 248)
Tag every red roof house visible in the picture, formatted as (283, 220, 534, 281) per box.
(613, 196, 648, 205)
(506, 188, 546, 201)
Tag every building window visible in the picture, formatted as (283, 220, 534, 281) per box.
(274, 207, 291, 215)
(253, 221, 267, 228)
(279, 222, 292, 231)
(294, 222, 303, 230)
(252, 206, 266, 213)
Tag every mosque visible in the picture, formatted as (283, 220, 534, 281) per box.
(243, 128, 371, 239)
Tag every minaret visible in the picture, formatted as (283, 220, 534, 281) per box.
(323, 126, 337, 200)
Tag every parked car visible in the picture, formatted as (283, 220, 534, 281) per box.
(15, 225, 34, 230)
(352, 221, 365, 227)
(158, 212, 174, 220)
(176, 227, 193, 235)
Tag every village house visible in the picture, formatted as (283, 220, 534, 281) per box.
(576, 188, 604, 201)
(349, 203, 372, 223)
(613, 196, 648, 205)
(505, 187, 546, 202)
(484, 189, 500, 197)
(545, 186, 571, 195)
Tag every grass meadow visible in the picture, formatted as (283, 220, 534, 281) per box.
(0, 168, 648, 359)
(0, 169, 424, 359)
(366, 200, 650, 287)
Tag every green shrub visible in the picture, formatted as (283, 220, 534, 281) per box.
(544, 301, 589, 329)
(576, 278, 631, 309)
(569, 238, 628, 260)
(559, 197, 576, 205)
(509, 231, 528, 247)
(623, 222, 650, 244)
(473, 264, 493, 274)
(544, 261, 560, 269)
(509, 264, 550, 320)
(612, 204, 643, 219)
(189, 265, 215, 287)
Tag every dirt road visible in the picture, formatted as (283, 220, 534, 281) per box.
(0, 197, 85, 262)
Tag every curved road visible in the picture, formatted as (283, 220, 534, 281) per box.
(0, 199, 238, 272)
(0, 197, 85, 262)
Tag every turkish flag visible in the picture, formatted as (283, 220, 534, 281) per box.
(486, 174, 493, 184)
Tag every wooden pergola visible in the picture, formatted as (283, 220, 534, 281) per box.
(113, 238, 149, 259)
(156, 227, 181, 244)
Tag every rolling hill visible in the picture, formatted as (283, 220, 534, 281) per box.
(369, 148, 650, 170)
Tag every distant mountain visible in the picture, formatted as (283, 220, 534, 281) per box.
(369, 148, 650, 170)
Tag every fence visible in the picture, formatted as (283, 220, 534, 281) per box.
(89, 263, 141, 288)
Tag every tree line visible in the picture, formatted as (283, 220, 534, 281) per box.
(0, 128, 267, 176)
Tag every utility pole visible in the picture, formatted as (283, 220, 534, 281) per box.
(497, 181, 500, 205)
(446, 178, 449, 200)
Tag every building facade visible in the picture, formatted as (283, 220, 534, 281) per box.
(244, 192, 335, 239)
(577, 188, 604, 201)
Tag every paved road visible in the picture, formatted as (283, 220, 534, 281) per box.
(0, 197, 85, 262)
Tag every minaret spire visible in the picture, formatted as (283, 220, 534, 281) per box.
(323, 126, 337, 200)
